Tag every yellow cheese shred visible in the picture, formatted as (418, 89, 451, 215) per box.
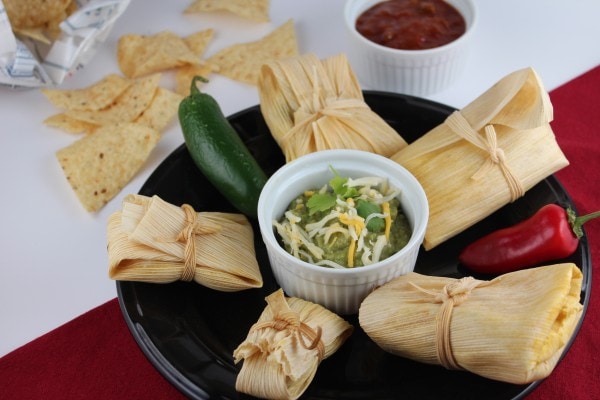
(382, 201, 392, 240)
(339, 213, 365, 268)
(347, 238, 356, 268)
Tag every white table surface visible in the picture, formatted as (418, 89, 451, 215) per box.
(1, 0, 599, 358)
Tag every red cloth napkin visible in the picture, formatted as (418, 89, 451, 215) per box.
(0, 298, 186, 400)
(2, 66, 599, 399)
(526, 65, 600, 400)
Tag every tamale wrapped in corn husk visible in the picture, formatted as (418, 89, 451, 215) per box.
(107, 194, 262, 291)
(391, 67, 569, 249)
(359, 263, 583, 384)
(234, 289, 353, 400)
(258, 53, 407, 162)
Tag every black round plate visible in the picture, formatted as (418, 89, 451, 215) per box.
(117, 91, 591, 400)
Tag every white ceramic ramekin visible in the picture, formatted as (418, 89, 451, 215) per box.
(344, 0, 477, 96)
(257, 149, 429, 315)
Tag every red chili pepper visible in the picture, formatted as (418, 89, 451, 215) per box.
(458, 203, 600, 274)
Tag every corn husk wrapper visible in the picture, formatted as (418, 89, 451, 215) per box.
(258, 53, 408, 162)
(233, 289, 353, 400)
(391, 68, 569, 250)
(359, 263, 583, 384)
(107, 194, 262, 291)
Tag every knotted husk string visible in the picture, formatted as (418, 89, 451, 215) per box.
(358, 264, 584, 384)
(444, 112, 525, 201)
(171, 204, 204, 281)
(250, 312, 325, 362)
(408, 276, 485, 370)
(233, 289, 353, 400)
(258, 53, 407, 162)
(391, 67, 569, 250)
(107, 194, 263, 291)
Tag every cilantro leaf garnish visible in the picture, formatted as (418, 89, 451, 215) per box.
(306, 193, 336, 215)
(329, 167, 358, 199)
(306, 167, 361, 214)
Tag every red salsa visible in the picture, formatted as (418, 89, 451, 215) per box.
(356, 0, 466, 50)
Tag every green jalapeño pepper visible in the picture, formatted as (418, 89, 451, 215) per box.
(179, 76, 267, 218)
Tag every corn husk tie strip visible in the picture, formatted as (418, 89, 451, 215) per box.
(233, 289, 353, 400)
(445, 111, 525, 201)
(258, 53, 407, 162)
(408, 276, 486, 370)
(250, 310, 326, 362)
(279, 56, 370, 153)
(279, 96, 372, 160)
(358, 264, 584, 384)
(107, 194, 263, 291)
(391, 67, 569, 250)
(156, 203, 217, 281)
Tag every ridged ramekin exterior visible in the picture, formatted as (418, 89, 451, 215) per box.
(265, 237, 422, 314)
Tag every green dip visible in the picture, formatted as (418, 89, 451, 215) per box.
(273, 171, 412, 268)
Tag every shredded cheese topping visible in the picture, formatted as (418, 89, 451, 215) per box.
(274, 174, 404, 268)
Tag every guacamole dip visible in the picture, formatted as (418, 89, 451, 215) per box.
(273, 170, 412, 268)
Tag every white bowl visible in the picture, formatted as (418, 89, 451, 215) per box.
(344, 0, 477, 96)
(257, 149, 429, 315)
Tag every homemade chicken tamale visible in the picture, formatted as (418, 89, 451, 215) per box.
(234, 289, 353, 400)
(358, 263, 583, 384)
(258, 53, 407, 162)
(107, 194, 262, 291)
(391, 67, 569, 250)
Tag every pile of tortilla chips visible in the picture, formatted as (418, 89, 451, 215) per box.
(181, 0, 298, 85)
(43, 74, 183, 212)
(207, 19, 297, 84)
(42, 0, 299, 212)
(116, 19, 298, 88)
(3, 0, 78, 44)
(116, 29, 214, 96)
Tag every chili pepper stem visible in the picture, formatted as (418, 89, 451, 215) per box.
(566, 207, 600, 239)
(190, 76, 209, 95)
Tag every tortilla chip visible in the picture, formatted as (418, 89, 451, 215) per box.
(175, 63, 214, 96)
(184, 0, 270, 22)
(44, 113, 98, 134)
(207, 19, 297, 84)
(13, 27, 52, 44)
(7, 0, 77, 43)
(42, 74, 132, 111)
(3, 0, 71, 29)
(184, 29, 215, 57)
(65, 74, 161, 125)
(118, 31, 201, 78)
(43, 6, 74, 41)
(115, 34, 145, 78)
(56, 123, 160, 212)
(135, 88, 184, 131)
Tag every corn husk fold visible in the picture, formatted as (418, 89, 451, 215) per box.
(233, 289, 353, 400)
(107, 194, 262, 291)
(391, 67, 569, 249)
(359, 263, 583, 384)
(258, 53, 407, 162)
